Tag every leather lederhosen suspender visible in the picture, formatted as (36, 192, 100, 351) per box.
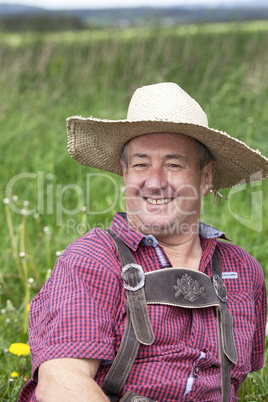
(102, 229, 238, 401)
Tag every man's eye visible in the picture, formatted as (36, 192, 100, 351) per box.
(168, 164, 182, 168)
(134, 163, 147, 168)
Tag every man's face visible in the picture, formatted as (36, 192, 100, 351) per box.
(121, 132, 214, 240)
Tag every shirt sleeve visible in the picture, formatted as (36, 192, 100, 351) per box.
(29, 231, 125, 378)
(251, 264, 267, 371)
(217, 240, 267, 385)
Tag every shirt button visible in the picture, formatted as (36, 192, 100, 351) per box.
(195, 367, 199, 373)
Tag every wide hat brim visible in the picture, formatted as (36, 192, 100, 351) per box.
(66, 116, 268, 192)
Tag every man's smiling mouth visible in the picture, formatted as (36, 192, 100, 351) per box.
(146, 198, 172, 205)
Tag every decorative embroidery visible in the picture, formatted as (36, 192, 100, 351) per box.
(131, 397, 152, 402)
(174, 274, 207, 302)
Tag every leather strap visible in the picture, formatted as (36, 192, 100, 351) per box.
(106, 229, 155, 345)
(212, 251, 238, 402)
(102, 229, 154, 401)
(102, 308, 140, 400)
(212, 251, 238, 364)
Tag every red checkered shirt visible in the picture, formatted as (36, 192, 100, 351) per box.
(19, 212, 266, 401)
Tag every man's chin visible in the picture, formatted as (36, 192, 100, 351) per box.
(135, 219, 199, 238)
(138, 220, 180, 237)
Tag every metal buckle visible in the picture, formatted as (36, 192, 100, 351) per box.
(213, 274, 228, 303)
(121, 264, 145, 291)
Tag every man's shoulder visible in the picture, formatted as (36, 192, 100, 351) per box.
(216, 240, 264, 281)
(63, 228, 116, 260)
(217, 240, 258, 261)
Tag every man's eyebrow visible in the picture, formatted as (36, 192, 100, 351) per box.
(130, 153, 148, 159)
(165, 154, 189, 161)
(129, 153, 151, 163)
(130, 153, 188, 160)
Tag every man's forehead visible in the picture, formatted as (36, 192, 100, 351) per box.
(126, 132, 197, 151)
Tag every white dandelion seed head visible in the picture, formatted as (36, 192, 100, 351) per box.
(47, 173, 54, 180)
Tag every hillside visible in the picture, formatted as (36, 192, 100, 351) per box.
(0, 3, 268, 31)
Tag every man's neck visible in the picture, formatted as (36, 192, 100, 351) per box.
(157, 231, 202, 271)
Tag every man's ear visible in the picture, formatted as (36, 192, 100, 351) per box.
(120, 159, 127, 183)
(201, 161, 216, 196)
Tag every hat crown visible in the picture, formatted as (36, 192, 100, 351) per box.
(127, 82, 208, 127)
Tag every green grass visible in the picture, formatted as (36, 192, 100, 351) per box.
(0, 21, 268, 400)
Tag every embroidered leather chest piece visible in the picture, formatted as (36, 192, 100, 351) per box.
(174, 273, 207, 302)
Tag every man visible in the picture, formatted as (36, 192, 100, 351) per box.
(19, 83, 267, 401)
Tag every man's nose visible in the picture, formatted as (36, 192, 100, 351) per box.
(145, 167, 168, 191)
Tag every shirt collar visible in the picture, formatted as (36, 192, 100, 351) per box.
(110, 212, 228, 250)
(199, 222, 228, 240)
(110, 212, 144, 251)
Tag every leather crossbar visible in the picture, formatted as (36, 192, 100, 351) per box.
(145, 268, 221, 308)
(102, 229, 237, 402)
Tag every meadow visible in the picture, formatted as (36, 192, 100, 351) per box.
(0, 20, 268, 400)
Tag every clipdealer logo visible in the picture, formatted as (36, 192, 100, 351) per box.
(4, 170, 264, 232)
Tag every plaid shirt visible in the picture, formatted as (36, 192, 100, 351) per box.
(19, 212, 266, 401)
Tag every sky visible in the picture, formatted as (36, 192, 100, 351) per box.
(1, 0, 255, 10)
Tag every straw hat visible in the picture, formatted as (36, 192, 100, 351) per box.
(67, 82, 268, 191)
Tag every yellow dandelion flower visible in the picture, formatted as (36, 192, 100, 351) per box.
(8, 343, 30, 356)
(10, 372, 19, 378)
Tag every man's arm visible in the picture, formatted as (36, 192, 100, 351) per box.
(36, 357, 110, 401)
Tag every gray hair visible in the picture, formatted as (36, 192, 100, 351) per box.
(195, 139, 214, 170)
(120, 137, 214, 171)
